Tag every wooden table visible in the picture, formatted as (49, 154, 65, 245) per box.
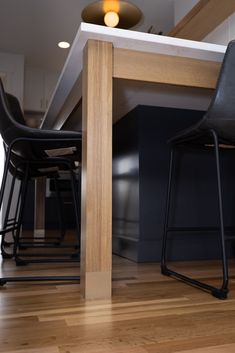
(41, 23, 226, 300)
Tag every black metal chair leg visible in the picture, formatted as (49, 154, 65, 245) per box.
(0, 148, 11, 208)
(161, 134, 229, 300)
(69, 167, 81, 257)
(13, 162, 30, 261)
(0, 151, 19, 258)
(211, 129, 229, 298)
(1, 168, 23, 243)
(161, 149, 174, 274)
(53, 176, 66, 243)
(13, 177, 23, 228)
(1, 169, 17, 258)
(3, 169, 17, 227)
(10, 176, 24, 242)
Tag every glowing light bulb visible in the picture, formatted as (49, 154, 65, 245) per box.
(104, 11, 119, 27)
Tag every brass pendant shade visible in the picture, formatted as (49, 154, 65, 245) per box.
(81, 1, 142, 29)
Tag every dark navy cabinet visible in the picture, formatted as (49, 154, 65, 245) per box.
(112, 105, 235, 262)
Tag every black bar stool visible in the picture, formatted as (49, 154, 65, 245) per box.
(161, 40, 235, 300)
(0, 79, 82, 285)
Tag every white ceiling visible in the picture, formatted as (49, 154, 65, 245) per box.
(0, 0, 175, 73)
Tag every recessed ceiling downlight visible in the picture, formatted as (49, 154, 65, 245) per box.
(58, 41, 70, 49)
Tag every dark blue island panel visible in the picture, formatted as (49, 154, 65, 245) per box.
(112, 105, 235, 262)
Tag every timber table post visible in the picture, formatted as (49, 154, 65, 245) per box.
(34, 176, 46, 238)
(81, 39, 113, 300)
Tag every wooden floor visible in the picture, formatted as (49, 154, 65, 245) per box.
(1, 239, 235, 353)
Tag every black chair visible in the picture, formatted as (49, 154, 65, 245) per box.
(1, 93, 64, 244)
(1, 93, 79, 263)
(0, 78, 82, 285)
(161, 40, 235, 300)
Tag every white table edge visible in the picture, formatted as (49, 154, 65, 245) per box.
(41, 22, 226, 129)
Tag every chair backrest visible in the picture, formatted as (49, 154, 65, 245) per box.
(0, 78, 18, 139)
(205, 40, 235, 121)
(0, 78, 31, 150)
(6, 93, 25, 126)
(0, 78, 82, 161)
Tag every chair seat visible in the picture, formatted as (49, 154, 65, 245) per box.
(169, 116, 235, 146)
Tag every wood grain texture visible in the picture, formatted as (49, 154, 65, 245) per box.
(34, 177, 46, 237)
(113, 48, 221, 89)
(169, 0, 235, 41)
(2, 348, 60, 353)
(0, 250, 235, 353)
(81, 40, 113, 300)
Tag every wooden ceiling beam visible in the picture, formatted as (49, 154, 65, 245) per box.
(168, 0, 235, 41)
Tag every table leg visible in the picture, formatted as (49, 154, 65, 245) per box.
(81, 39, 113, 300)
(34, 177, 46, 238)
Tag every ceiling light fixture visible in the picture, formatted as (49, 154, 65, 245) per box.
(104, 11, 119, 27)
(58, 41, 70, 49)
(81, 0, 142, 29)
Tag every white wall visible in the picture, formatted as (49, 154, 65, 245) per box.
(174, 0, 199, 25)
(0, 52, 24, 107)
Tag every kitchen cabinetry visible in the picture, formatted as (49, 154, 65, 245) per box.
(0, 52, 24, 107)
(113, 105, 235, 262)
(24, 68, 58, 112)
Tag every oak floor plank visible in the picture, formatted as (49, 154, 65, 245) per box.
(178, 343, 235, 353)
(1, 244, 235, 353)
(4, 348, 60, 353)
